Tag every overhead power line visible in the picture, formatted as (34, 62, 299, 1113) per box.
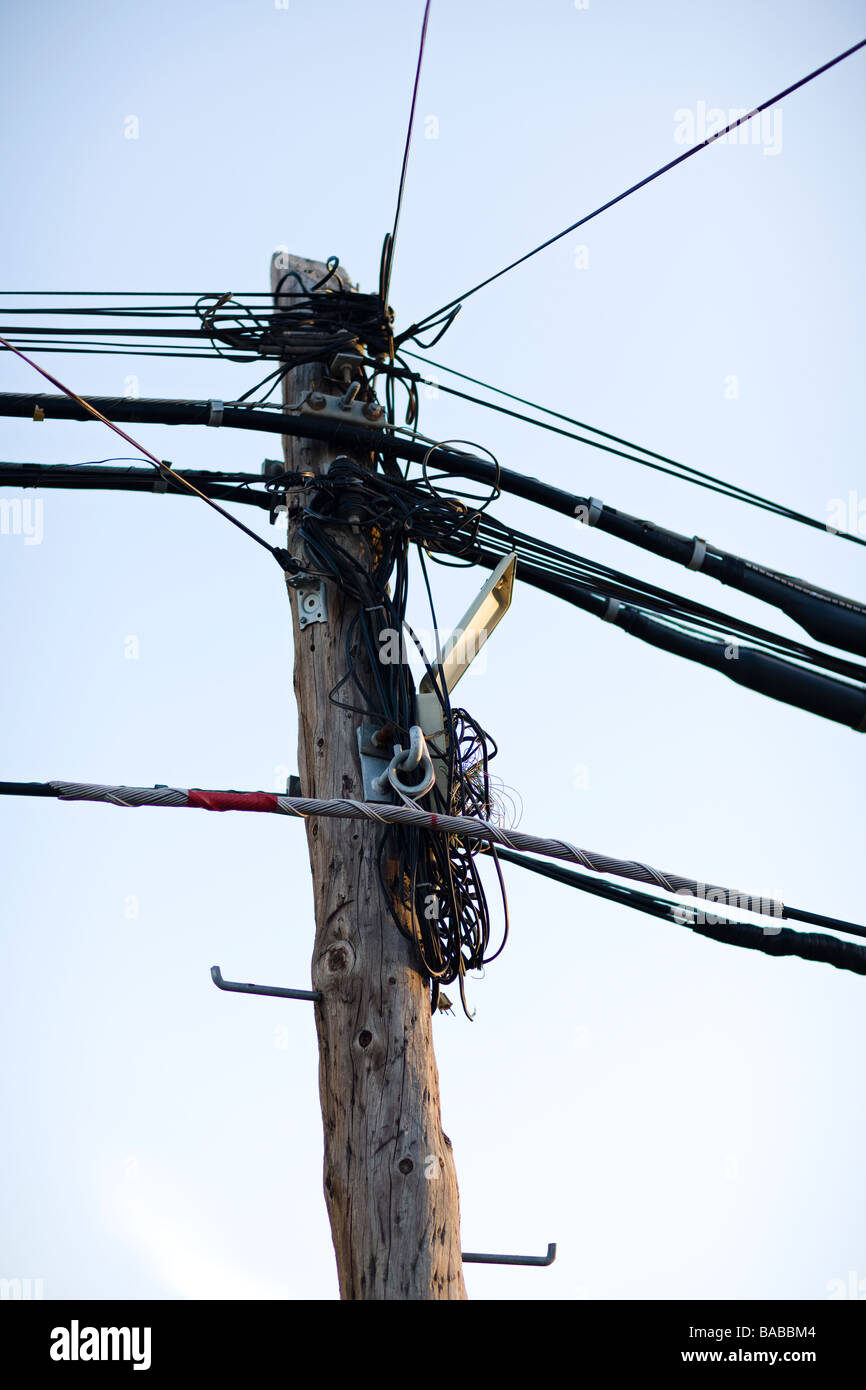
(5, 298, 861, 557)
(5, 380, 863, 661)
(399, 37, 866, 339)
(381, 0, 433, 309)
(0, 291, 279, 297)
(4, 779, 865, 975)
(491, 846, 866, 942)
(0, 341, 296, 575)
(264, 457, 866, 728)
(471, 509, 866, 661)
(4, 456, 864, 688)
(0, 460, 277, 509)
(491, 848, 866, 975)
(0, 778, 842, 917)
(398, 350, 866, 550)
(6, 457, 861, 676)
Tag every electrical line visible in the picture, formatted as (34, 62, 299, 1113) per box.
(0, 340, 296, 574)
(287, 451, 507, 1010)
(278, 461, 866, 728)
(4, 388, 863, 675)
(381, 0, 432, 309)
(8, 300, 861, 555)
(467, 518, 866, 681)
(400, 37, 866, 339)
(267, 458, 866, 683)
(5, 450, 865, 683)
(0, 282, 393, 364)
(4, 384, 863, 666)
(0, 290, 279, 297)
(398, 350, 866, 548)
(4, 778, 864, 942)
(9, 457, 862, 678)
(491, 847, 866, 975)
(6, 778, 863, 974)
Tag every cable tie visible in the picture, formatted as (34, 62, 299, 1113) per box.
(207, 399, 224, 427)
(687, 537, 707, 571)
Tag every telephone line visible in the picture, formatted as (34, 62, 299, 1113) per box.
(400, 38, 866, 338)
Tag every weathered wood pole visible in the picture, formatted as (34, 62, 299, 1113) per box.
(271, 252, 466, 1300)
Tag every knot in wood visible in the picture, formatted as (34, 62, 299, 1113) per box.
(315, 939, 357, 984)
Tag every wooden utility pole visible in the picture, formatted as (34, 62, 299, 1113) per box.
(271, 253, 466, 1300)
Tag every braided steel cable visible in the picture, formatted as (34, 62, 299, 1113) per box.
(35, 779, 781, 915)
(7, 781, 865, 974)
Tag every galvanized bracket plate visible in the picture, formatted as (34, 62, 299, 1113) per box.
(290, 576, 327, 629)
(300, 395, 384, 428)
(357, 723, 394, 804)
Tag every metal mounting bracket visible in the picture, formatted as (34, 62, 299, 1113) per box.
(462, 1243, 557, 1267)
(300, 394, 384, 428)
(211, 965, 321, 1003)
(328, 350, 366, 378)
(287, 574, 327, 628)
(357, 723, 395, 804)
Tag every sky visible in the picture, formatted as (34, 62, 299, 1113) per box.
(1, 0, 865, 1301)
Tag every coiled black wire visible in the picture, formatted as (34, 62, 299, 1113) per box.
(269, 458, 508, 1013)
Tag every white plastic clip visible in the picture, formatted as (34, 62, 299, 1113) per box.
(207, 399, 225, 427)
(601, 598, 622, 623)
(687, 537, 707, 571)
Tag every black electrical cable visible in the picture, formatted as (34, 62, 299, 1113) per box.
(0, 345, 299, 577)
(381, 0, 432, 310)
(467, 548, 866, 729)
(267, 459, 865, 682)
(285, 458, 508, 1011)
(399, 38, 866, 339)
(0, 280, 393, 364)
(396, 349, 866, 550)
(6, 456, 863, 700)
(5, 393, 863, 681)
(0, 461, 279, 511)
(0, 291, 281, 297)
(466, 516, 866, 680)
(8, 293, 861, 568)
(492, 847, 866, 975)
(279, 462, 866, 729)
(5, 378, 864, 664)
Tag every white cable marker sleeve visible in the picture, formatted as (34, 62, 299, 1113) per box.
(601, 598, 622, 623)
(687, 536, 707, 571)
(207, 399, 224, 427)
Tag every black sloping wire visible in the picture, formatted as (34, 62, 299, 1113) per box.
(399, 38, 866, 339)
(492, 848, 866, 976)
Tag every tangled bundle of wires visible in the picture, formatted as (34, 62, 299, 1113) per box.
(268, 457, 508, 1013)
(268, 258, 392, 363)
(0, 263, 393, 372)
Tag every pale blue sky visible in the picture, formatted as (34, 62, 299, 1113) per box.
(1, 0, 864, 1300)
